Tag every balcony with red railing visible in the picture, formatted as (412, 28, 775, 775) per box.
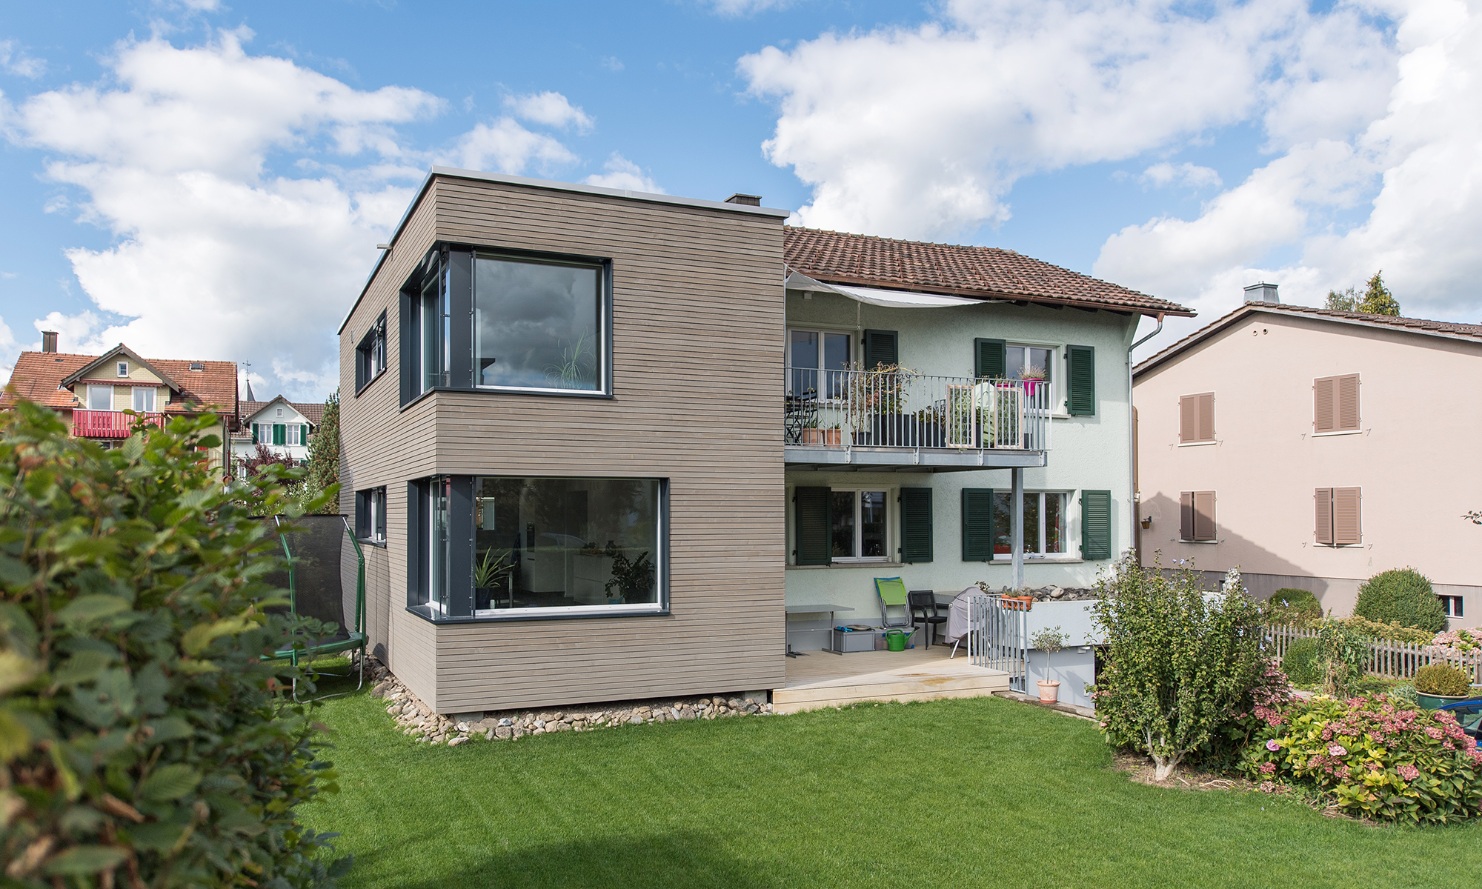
(72, 409, 165, 439)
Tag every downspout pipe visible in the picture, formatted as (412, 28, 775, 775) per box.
(1128, 314, 1164, 564)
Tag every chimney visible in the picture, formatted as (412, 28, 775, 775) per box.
(724, 193, 761, 207)
(1244, 282, 1279, 304)
(41, 331, 58, 353)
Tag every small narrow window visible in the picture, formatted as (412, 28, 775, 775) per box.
(1438, 595, 1463, 619)
(357, 487, 387, 544)
(116, 361, 128, 377)
(356, 312, 387, 391)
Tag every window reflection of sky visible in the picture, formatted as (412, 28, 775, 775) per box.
(475, 256, 600, 390)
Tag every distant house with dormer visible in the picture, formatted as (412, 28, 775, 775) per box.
(231, 395, 324, 466)
(1, 331, 239, 469)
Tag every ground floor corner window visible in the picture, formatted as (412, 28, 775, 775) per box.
(410, 474, 664, 617)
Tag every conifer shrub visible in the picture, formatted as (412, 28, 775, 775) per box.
(0, 400, 345, 887)
(1354, 568, 1446, 634)
(1281, 638, 1323, 687)
(1414, 663, 1473, 697)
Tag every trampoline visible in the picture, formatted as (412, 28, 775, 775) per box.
(268, 514, 367, 697)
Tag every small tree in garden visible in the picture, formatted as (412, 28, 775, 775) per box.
(240, 441, 297, 477)
(305, 390, 340, 511)
(1091, 556, 1268, 781)
(0, 399, 345, 887)
(1353, 567, 1446, 634)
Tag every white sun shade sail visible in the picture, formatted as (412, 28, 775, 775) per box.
(785, 271, 992, 308)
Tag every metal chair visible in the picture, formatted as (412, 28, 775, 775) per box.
(874, 576, 914, 632)
(783, 392, 818, 444)
(908, 590, 948, 649)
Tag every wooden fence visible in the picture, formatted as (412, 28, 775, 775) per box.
(1266, 624, 1482, 685)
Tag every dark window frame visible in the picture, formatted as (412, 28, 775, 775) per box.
(355, 486, 387, 545)
(355, 312, 387, 394)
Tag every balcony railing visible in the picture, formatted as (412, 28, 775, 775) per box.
(72, 409, 165, 439)
(784, 369, 1050, 452)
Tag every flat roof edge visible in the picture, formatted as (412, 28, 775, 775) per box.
(428, 166, 792, 218)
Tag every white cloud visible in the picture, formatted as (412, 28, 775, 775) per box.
(583, 154, 663, 194)
(1107, 0, 1482, 357)
(0, 39, 45, 78)
(0, 315, 15, 385)
(450, 117, 577, 175)
(6, 31, 439, 399)
(1139, 162, 1222, 191)
(504, 91, 593, 132)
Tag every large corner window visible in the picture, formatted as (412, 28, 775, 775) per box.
(476, 255, 603, 392)
(400, 246, 610, 404)
(409, 475, 665, 618)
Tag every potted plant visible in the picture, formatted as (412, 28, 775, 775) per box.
(823, 423, 843, 447)
(603, 544, 655, 604)
(474, 547, 513, 609)
(1020, 364, 1047, 397)
(800, 416, 824, 445)
(1414, 662, 1477, 709)
(1031, 625, 1067, 704)
(846, 362, 917, 446)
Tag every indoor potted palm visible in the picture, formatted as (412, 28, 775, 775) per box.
(474, 547, 513, 609)
(1031, 625, 1066, 704)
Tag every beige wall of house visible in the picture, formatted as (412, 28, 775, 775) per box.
(1135, 309, 1482, 623)
(339, 171, 789, 714)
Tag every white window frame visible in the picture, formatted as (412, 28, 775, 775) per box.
(1439, 595, 1464, 619)
(116, 361, 128, 377)
(131, 387, 156, 412)
(87, 385, 113, 411)
(286, 424, 303, 446)
(787, 327, 854, 399)
(994, 490, 1070, 558)
(1005, 343, 1058, 407)
(830, 486, 892, 562)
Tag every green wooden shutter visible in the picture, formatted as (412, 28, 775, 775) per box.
(1067, 345, 1096, 416)
(898, 487, 933, 563)
(1081, 489, 1112, 560)
(862, 329, 899, 369)
(962, 488, 995, 562)
(301, 424, 310, 444)
(974, 339, 1006, 379)
(794, 486, 832, 566)
(250, 424, 258, 444)
(273, 423, 285, 445)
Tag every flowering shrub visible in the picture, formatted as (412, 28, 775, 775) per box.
(1242, 695, 1482, 824)
(1428, 627, 1482, 657)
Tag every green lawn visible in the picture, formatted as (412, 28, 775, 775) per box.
(304, 678, 1482, 888)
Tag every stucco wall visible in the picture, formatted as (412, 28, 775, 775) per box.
(1135, 309, 1482, 624)
(783, 290, 1138, 637)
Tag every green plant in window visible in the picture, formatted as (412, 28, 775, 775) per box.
(546, 332, 595, 389)
(474, 547, 513, 588)
(603, 545, 654, 604)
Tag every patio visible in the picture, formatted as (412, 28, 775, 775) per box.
(772, 645, 1010, 714)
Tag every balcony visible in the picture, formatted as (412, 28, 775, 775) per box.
(784, 369, 1049, 470)
(72, 409, 165, 439)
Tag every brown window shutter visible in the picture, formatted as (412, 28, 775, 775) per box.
(1193, 491, 1216, 541)
(1333, 487, 1361, 545)
(1314, 488, 1333, 545)
(1336, 374, 1360, 431)
(1179, 395, 1196, 443)
(1180, 491, 1194, 540)
(1197, 393, 1214, 441)
(1314, 377, 1336, 433)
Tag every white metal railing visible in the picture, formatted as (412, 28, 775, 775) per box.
(1265, 624, 1482, 684)
(785, 369, 1050, 452)
(969, 594, 1029, 691)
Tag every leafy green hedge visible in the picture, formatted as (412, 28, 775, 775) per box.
(1354, 568, 1447, 634)
(1262, 588, 1321, 625)
(1281, 638, 1322, 687)
(0, 401, 345, 887)
(1243, 695, 1482, 823)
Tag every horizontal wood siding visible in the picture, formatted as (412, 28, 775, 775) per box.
(341, 176, 787, 713)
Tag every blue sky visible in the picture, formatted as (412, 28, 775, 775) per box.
(1, 0, 1478, 400)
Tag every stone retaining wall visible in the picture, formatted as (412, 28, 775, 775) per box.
(364, 659, 773, 745)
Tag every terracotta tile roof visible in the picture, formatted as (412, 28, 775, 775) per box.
(241, 397, 326, 426)
(2, 346, 240, 428)
(784, 226, 1193, 317)
(1135, 301, 1482, 377)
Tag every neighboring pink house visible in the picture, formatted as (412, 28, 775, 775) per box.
(1133, 284, 1482, 625)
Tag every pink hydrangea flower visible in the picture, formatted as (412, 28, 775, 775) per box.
(1398, 764, 1420, 781)
(1266, 739, 1281, 752)
(1328, 743, 1347, 757)
(1259, 761, 1277, 775)
(1426, 726, 1445, 740)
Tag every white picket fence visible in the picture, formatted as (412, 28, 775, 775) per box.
(1265, 624, 1482, 684)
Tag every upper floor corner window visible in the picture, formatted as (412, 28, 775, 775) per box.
(1314, 374, 1359, 433)
(116, 361, 128, 377)
(400, 247, 609, 405)
(475, 254, 604, 393)
(355, 312, 387, 392)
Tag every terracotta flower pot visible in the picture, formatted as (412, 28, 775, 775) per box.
(1037, 679, 1061, 704)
